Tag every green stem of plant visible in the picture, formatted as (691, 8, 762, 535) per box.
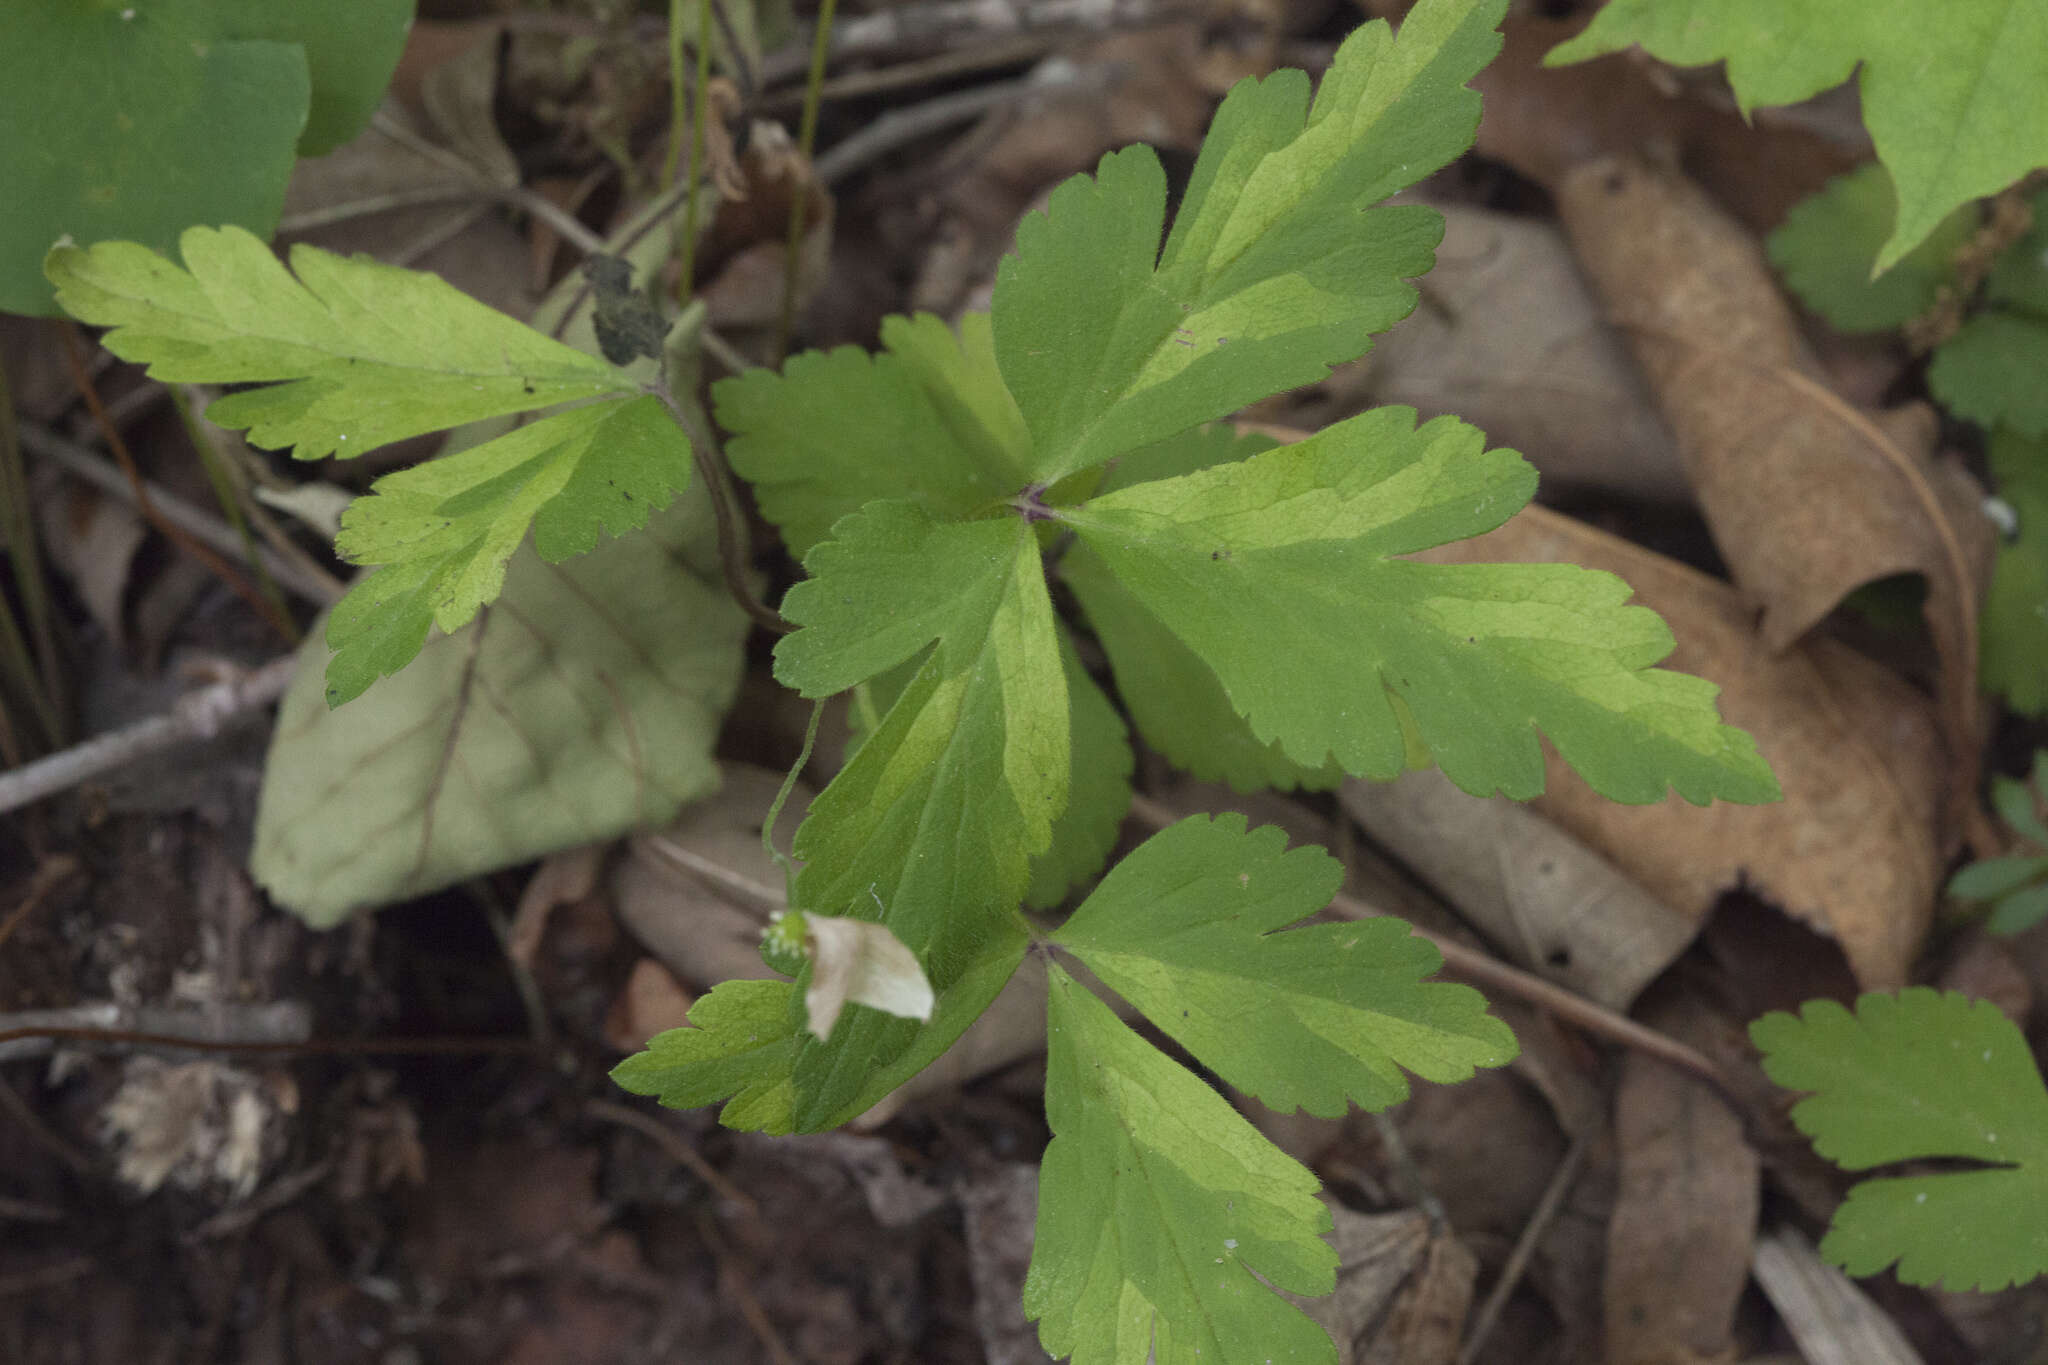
(678, 0, 715, 298)
(775, 0, 839, 360)
(169, 387, 299, 645)
(647, 382, 789, 635)
(763, 698, 826, 893)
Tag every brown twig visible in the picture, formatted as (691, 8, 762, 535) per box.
(0, 655, 298, 816)
(1458, 1130, 1589, 1365)
(0, 855, 81, 953)
(695, 1207, 800, 1365)
(586, 1098, 760, 1215)
(61, 326, 299, 641)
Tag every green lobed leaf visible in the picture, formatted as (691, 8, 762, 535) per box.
(1768, 164, 1977, 332)
(1984, 431, 2048, 714)
(1547, 0, 2048, 274)
(250, 494, 745, 924)
(1053, 814, 1515, 1117)
(1948, 854, 2048, 902)
(716, 312, 1032, 558)
(1025, 633, 1135, 909)
(1751, 989, 2048, 1290)
(1988, 882, 2048, 936)
(324, 396, 692, 704)
(1993, 758, 2048, 846)
(770, 502, 1067, 1125)
(1056, 408, 1779, 804)
(1928, 313, 2048, 438)
(993, 0, 1506, 481)
(46, 226, 632, 459)
(1069, 424, 1340, 791)
(1027, 964, 1339, 1364)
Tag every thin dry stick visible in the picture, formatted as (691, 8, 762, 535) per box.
(1125, 793, 1737, 1098)
(0, 655, 297, 816)
(1458, 1130, 1589, 1365)
(61, 328, 299, 641)
(16, 420, 344, 605)
(0, 855, 82, 954)
(586, 1098, 760, 1215)
(814, 68, 1101, 186)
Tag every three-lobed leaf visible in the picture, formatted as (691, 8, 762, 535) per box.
(1028, 965, 1341, 1363)
(1052, 813, 1515, 1117)
(1055, 407, 1779, 803)
(1767, 164, 1978, 333)
(993, 0, 1507, 480)
(1752, 989, 2048, 1290)
(1548, 0, 2048, 274)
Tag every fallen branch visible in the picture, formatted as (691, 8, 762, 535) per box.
(0, 655, 297, 817)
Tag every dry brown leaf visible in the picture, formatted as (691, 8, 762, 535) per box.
(1473, 14, 1861, 234)
(1422, 504, 1943, 988)
(958, 1163, 1051, 1365)
(695, 121, 834, 330)
(38, 481, 144, 648)
(602, 956, 696, 1053)
(508, 843, 606, 969)
(1555, 154, 1993, 846)
(1353, 202, 1688, 502)
(1285, 1205, 1476, 1365)
(1341, 769, 1697, 1010)
(1604, 994, 1758, 1365)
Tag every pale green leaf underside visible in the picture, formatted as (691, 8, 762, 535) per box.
(1548, 0, 2048, 273)
(993, 0, 1506, 480)
(323, 395, 693, 705)
(1054, 814, 1516, 1117)
(1751, 989, 2048, 1289)
(1768, 164, 1977, 332)
(1059, 408, 1778, 804)
(716, 312, 1032, 558)
(251, 495, 745, 925)
(1029, 966, 1339, 1364)
(47, 225, 631, 459)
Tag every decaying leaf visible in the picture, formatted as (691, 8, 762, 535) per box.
(250, 493, 745, 925)
(800, 912, 935, 1040)
(1355, 201, 1688, 502)
(1555, 154, 1993, 842)
(1284, 1204, 1476, 1365)
(1604, 994, 1759, 1365)
(1422, 504, 1944, 988)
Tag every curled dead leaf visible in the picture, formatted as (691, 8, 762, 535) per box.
(1555, 155, 1994, 848)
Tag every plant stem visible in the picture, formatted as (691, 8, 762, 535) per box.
(648, 384, 790, 634)
(775, 0, 839, 360)
(678, 0, 716, 298)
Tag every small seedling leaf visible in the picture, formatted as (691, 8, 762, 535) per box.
(1751, 989, 2048, 1290)
(1768, 164, 1976, 332)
